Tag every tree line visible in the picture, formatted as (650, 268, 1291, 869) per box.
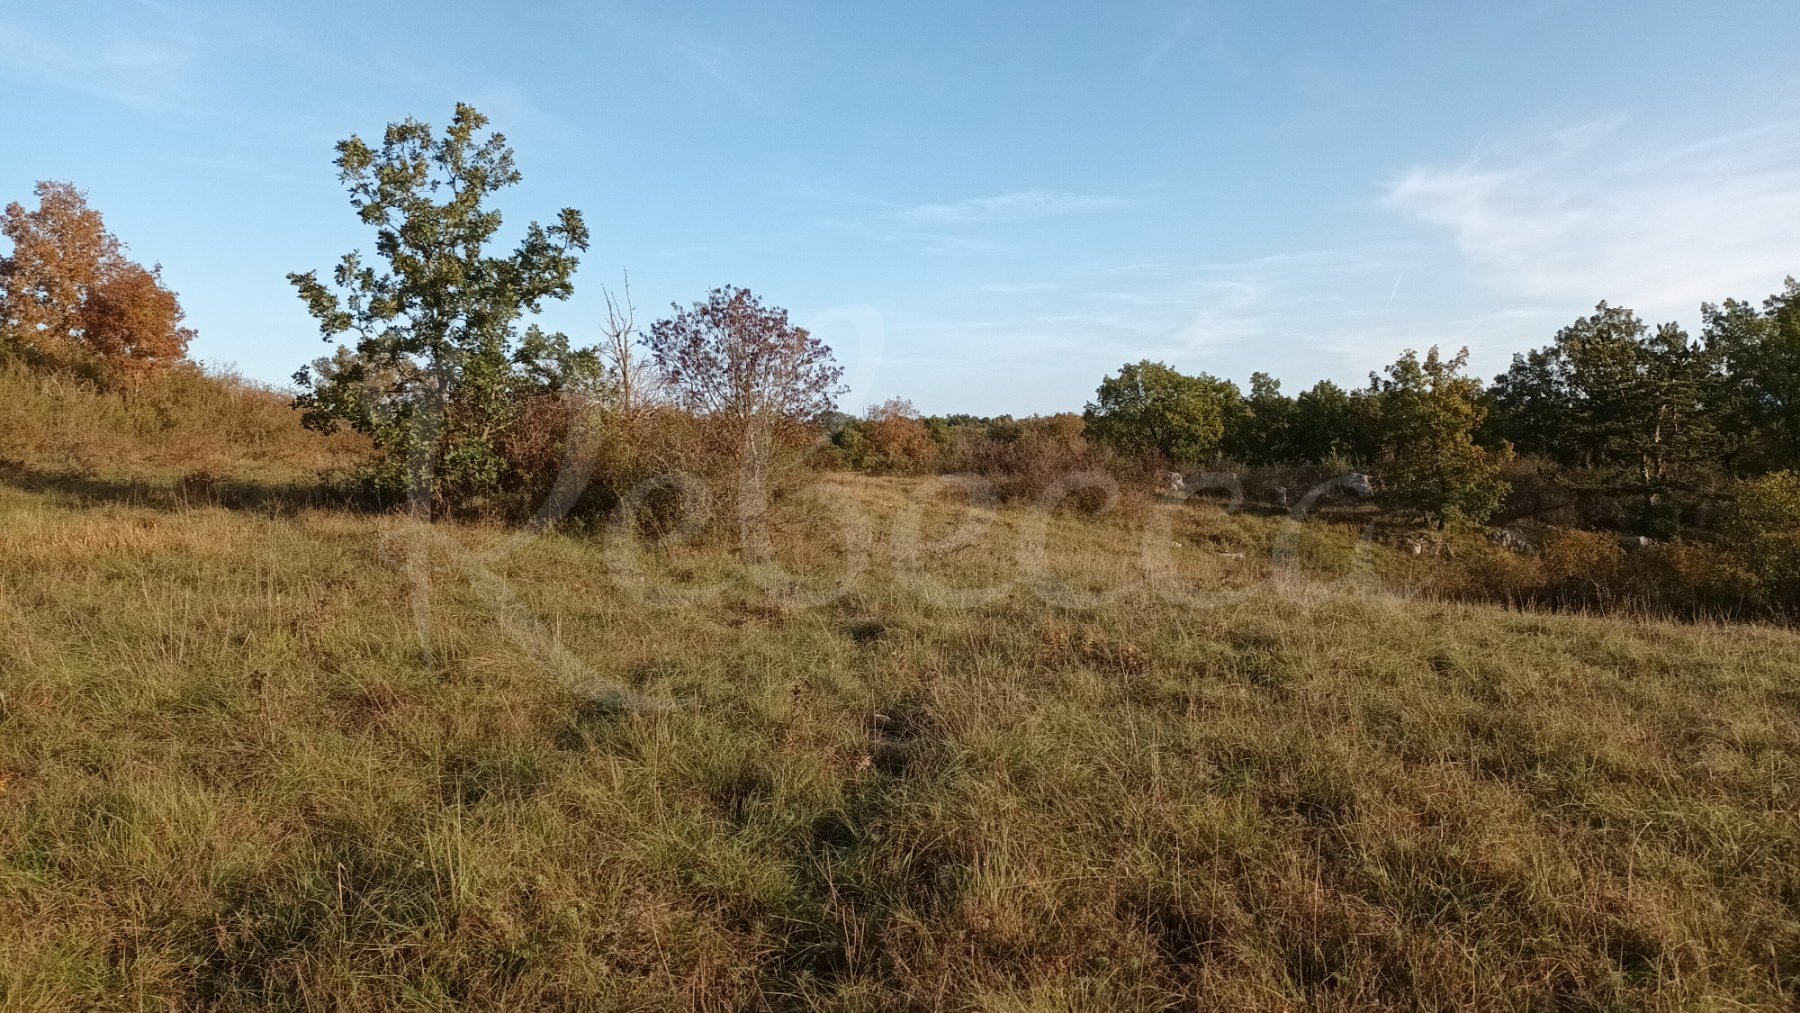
(836, 290, 1799, 536)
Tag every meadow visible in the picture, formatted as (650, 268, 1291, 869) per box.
(3, 370, 1800, 1010)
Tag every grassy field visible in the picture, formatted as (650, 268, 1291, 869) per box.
(3, 463, 1800, 1010)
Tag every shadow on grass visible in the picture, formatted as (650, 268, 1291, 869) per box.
(0, 459, 376, 517)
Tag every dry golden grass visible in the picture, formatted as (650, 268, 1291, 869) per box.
(0, 363, 365, 487)
(2, 469, 1799, 1010)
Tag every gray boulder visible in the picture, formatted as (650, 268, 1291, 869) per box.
(1486, 527, 1531, 553)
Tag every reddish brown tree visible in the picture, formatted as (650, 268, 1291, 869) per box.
(645, 286, 844, 426)
(0, 181, 194, 382)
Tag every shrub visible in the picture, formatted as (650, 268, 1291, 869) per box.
(1725, 472, 1800, 541)
(1537, 528, 1626, 611)
(491, 395, 830, 545)
(962, 413, 1144, 514)
(1442, 541, 1545, 607)
(859, 398, 938, 474)
(1724, 472, 1800, 608)
(1653, 540, 1769, 618)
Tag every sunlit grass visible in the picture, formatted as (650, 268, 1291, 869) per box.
(2, 471, 1799, 1009)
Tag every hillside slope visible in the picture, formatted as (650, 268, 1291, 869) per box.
(0, 364, 365, 488)
(1, 473, 1798, 1010)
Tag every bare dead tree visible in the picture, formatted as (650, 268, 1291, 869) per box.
(600, 272, 646, 414)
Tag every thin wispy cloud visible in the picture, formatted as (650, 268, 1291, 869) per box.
(0, 16, 199, 113)
(1385, 115, 1800, 316)
(1155, 248, 1420, 361)
(0, 4, 317, 125)
(1143, 6, 1205, 75)
(815, 216, 1007, 257)
(666, 36, 769, 108)
(892, 189, 1131, 225)
(887, 242, 1448, 406)
(654, 215, 1006, 262)
(958, 281, 1061, 296)
(779, 180, 892, 209)
(459, 83, 578, 145)
(582, 8, 777, 111)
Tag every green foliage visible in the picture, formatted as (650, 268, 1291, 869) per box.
(1725, 471, 1800, 594)
(1288, 379, 1369, 463)
(288, 104, 596, 511)
(1486, 345, 1563, 453)
(1703, 278, 1800, 473)
(1726, 471, 1800, 537)
(1489, 302, 1718, 529)
(1222, 371, 1295, 464)
(1083, 359, 1238, 465)
(1375, 346, 1511, 527)
(830, 416, 870, 468)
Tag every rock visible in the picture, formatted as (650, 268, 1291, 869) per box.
(1486, 527, 1530, 553)
(1343, 472, 1375, 497)
(1216, 551, 1247, 561)
(1400, 534, 1448, 557)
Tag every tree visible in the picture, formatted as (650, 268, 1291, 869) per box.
(598, 272, 650, 415)
(1489, 302, 1719, 522)
(1374, 346, 1511, 527)
(644, 285, 844, 427)
(0, 180, 194, 383)
(1631, 321, 1718, 509)
(1555, 304, 1715, 489)
(288, 104, 594, 509)
(860, 397, 939, 473)
(1704, 278, 1800, 473)
(1083, 360, 1236, 465)
(1289, 379, 1368, 463)
(1224, 371, 1296, 463)
(643, 285, 844, 536)
(1487, 346, 1564, 456)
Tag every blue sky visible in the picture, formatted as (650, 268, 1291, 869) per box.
(4, 1, 1799, 416)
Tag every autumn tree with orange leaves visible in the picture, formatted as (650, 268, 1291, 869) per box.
(0, 181, 194, 384)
